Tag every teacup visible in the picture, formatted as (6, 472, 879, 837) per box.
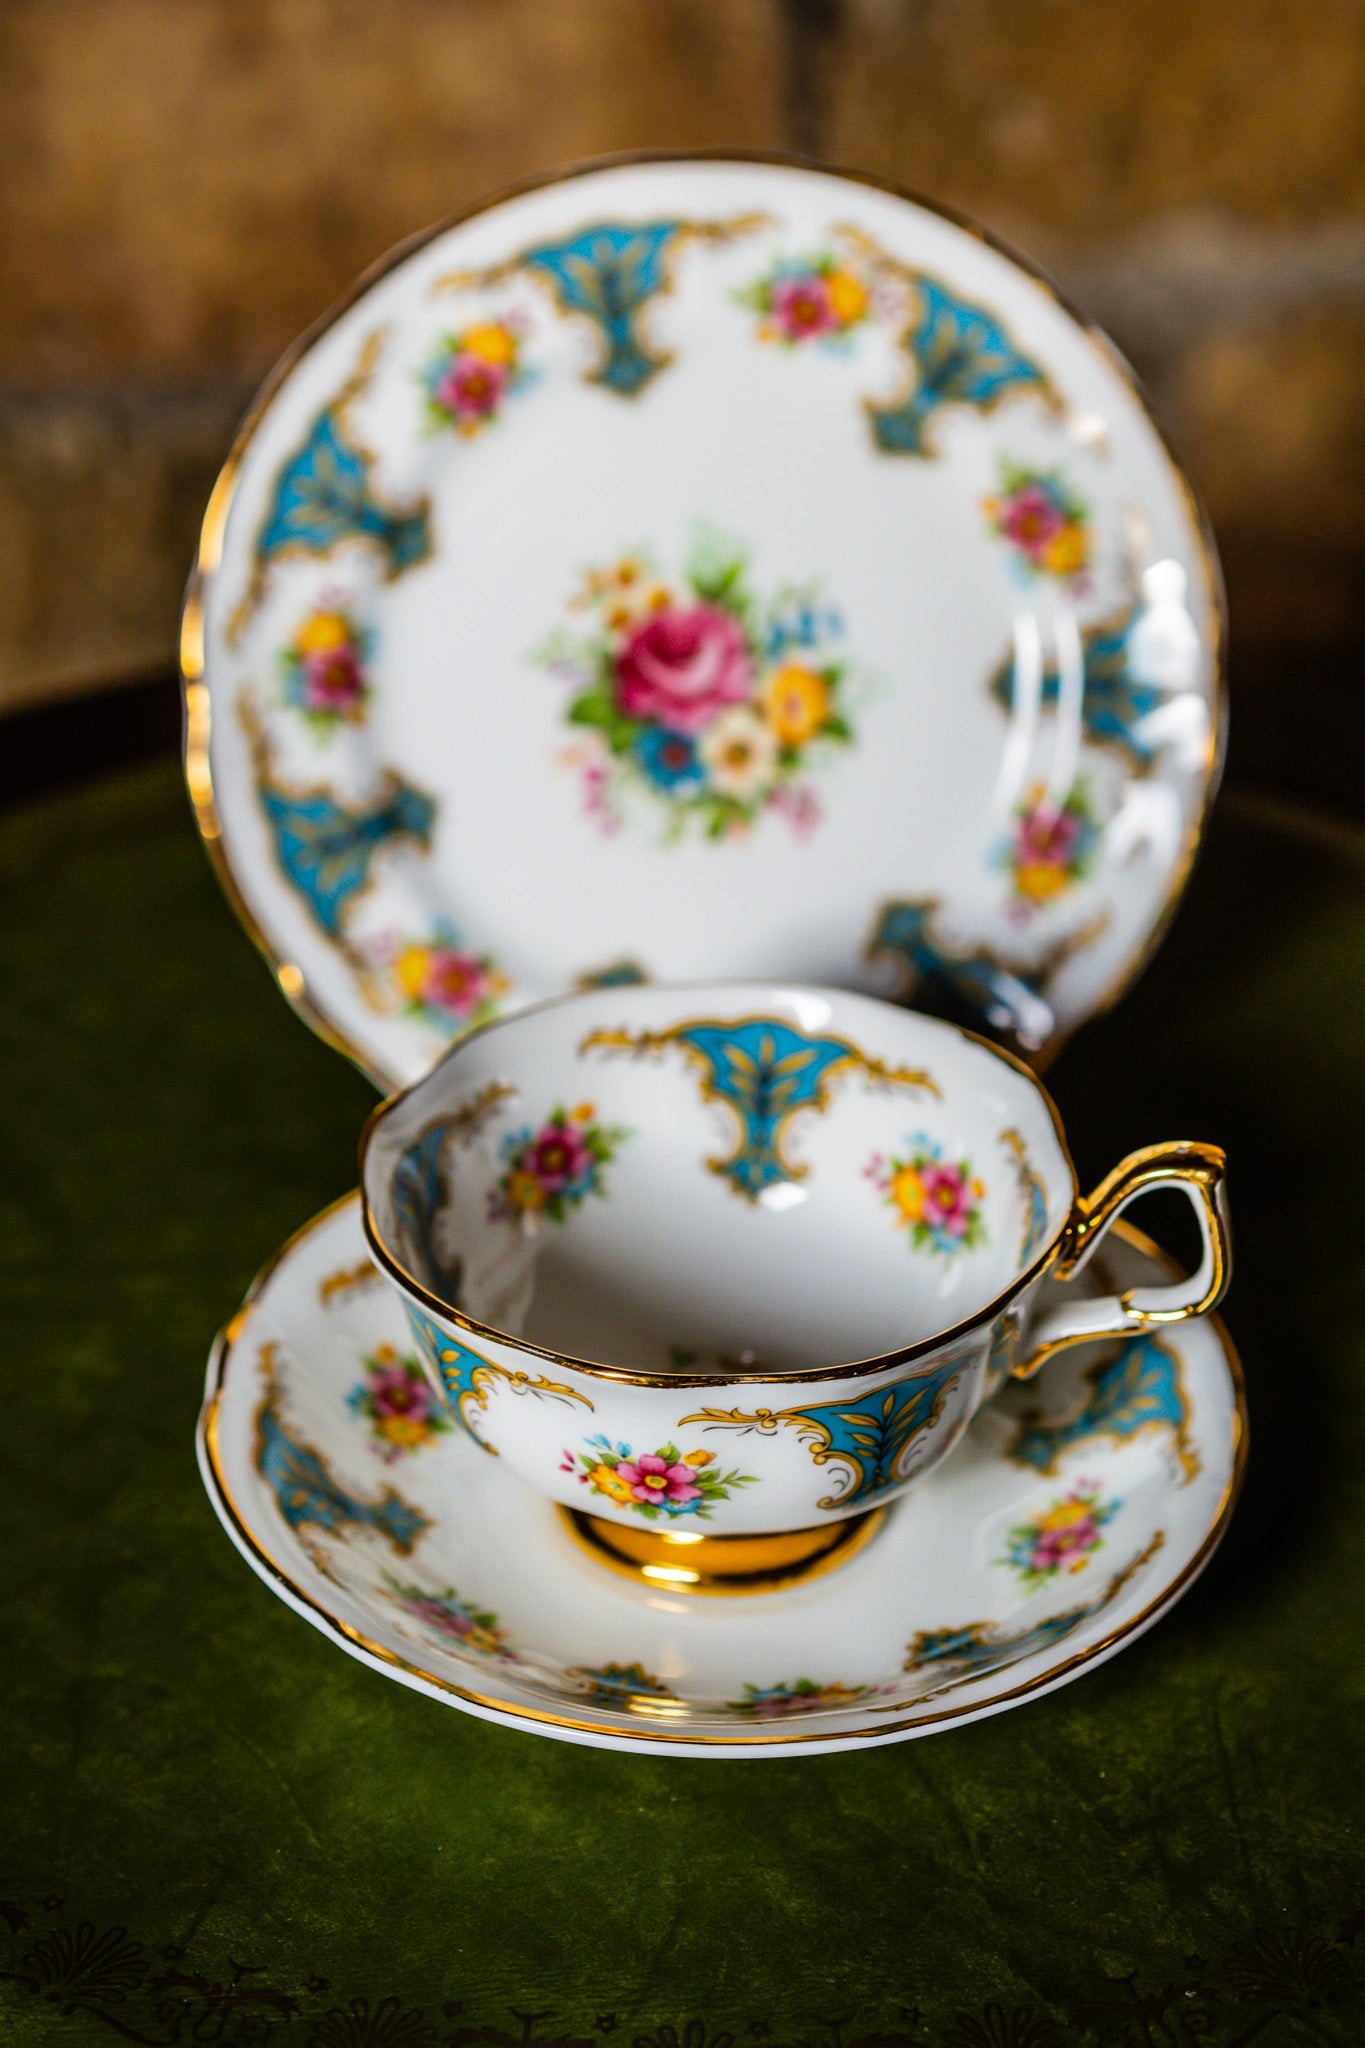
(360, 984, 1229, 1592)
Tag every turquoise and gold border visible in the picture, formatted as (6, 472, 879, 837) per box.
(200, 1197, 1247, 1748)
(183, 152, 1227, 1094)
(581, 1012, 937, 1202)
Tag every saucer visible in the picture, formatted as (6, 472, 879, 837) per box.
(184, 155, 1224, 1089)
(197, 1193, 1244, 1756)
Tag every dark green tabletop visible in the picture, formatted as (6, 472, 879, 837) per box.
(3, 763, 1364, 2047)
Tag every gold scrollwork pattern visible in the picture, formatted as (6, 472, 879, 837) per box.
(403, 1306, 593, 1448)
(1001, 1126, 1050, 1267)
(581, 1012, 937, 1201)
(681, 1355, 970, 1511)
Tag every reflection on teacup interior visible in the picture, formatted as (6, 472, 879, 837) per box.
(366, 989, 1073, 1375)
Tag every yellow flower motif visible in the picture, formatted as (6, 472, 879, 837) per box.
(761, 663, 830, 747)
(507, 1170, 546, 1213)
(379, 1415, 428, 1451)
(826, 269, 868, 325)
(890, 1165, 928, 1223)
(571, 1102, 596, 1123)
(465, 1624, 502, 1654)
(1042, 523, 1089, 579)
(295, 610, 351, 656)
(393, 943, 433, 1001)
(590, 1464, 635, 1506)
(575, 557, 648, 610)
(462, 322, 517, 366)
(1041, 1499, 1088, 1531)
(1014, 862, 1072, 906)
(683, 1448, 715, 1468)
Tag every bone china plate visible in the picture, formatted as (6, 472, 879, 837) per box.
(184, 155, 1224, 1090)
(197, 1194, 1244, 1758)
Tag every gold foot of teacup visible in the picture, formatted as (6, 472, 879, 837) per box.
(556, 1505, 887, 1595)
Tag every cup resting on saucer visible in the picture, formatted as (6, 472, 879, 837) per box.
(360, 983, 1229, 1575)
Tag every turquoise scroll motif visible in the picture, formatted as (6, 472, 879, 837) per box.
(870, 273, 1053, 458)
(866, 901, 1057, 1053)
(254, 1349, 429, 1553)
(518, 221, 690, 397)
(440, 213, 767, 400)
(240, 696, 435, 946)
(402, 1304, 591, 1445)
(989, 596, 1164, 771)
(904, 1532, 1163, 1699)
(1006, 1332, 1200, 1482)
(390, 1126, 452, 1295)
(228, 332, 432, 642)
(581, 1013, 936, 1202)
(682, 1354, 970, 1511)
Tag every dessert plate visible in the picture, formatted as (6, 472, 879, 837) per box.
(183, 154, 1224, 1090)
(197, 1193, 1245, 1757)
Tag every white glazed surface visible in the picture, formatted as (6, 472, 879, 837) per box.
(362, 984, 1080, 1530)
(191, 157, 1223, 1089)
(198, 1194, 1244, 1757)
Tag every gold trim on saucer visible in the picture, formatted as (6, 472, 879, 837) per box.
(198, 1195, 1247, 1750)
(556, 1505, 887, 1595)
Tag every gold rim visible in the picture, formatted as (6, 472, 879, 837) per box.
(197, 1194, 1247, 1749)
(556, 1503, 888, 1595)
(180, 148, 1227, 1093)
(357, 990, 1083, 1387)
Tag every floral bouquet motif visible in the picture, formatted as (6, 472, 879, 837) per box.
(1003, 784, 1099, 907)
(737, 251, 871, 345)
(536, 533, 856, 841)
(562, 1434, 756, 1521)
(385, 1576, 510, 1656)
(389, 927, 508, 1034)
(422, 318, 531, 435)
(281, 602, 372, 730)
(347, 1343, 451, 1461)
(1000, 1483, 1118, 1590)
(984, 460, 1091, 587)
(489, 1104, 628, 1227)
(866, 1136, 986, 1258)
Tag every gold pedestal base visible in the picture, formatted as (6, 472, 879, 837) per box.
(556, 1503, 887, 1596)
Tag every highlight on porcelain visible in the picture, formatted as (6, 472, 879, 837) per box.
(197, 1191, 1245, 1756)
(182, 153, 1224, 1092)
(359, 982, 1231, 1540)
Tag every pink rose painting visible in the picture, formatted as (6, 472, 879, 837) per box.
(536, 533, 856, 842)
(615, 604, 753, 735)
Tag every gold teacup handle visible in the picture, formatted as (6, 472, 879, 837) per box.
(1011, 1141, 1231, 1381)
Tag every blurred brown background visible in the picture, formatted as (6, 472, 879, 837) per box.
(3, 0, 1363, 811)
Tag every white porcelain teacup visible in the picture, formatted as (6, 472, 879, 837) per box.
(361, 984, 1229, 1590)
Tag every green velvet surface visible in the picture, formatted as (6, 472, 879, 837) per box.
(3, 764, 1364, 2047)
